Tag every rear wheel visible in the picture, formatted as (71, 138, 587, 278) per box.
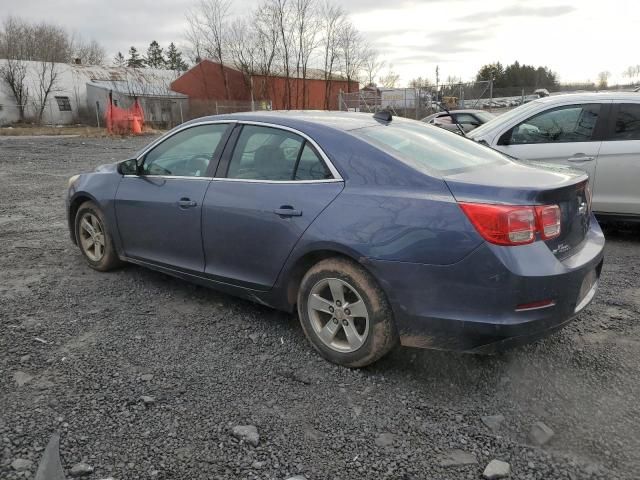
(75, 201, 122, 271)
(297, 258, 398, 367)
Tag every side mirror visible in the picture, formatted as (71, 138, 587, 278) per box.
(118, 158, 139, 175)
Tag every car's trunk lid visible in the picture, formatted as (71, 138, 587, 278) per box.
(444, 161, 591, 258)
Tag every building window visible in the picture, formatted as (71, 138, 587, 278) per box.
(55, 96, 72, 112)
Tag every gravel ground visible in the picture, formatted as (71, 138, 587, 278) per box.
(1, 136, 639, 480)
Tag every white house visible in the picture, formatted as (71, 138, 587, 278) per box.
(0, 60, 187, 127)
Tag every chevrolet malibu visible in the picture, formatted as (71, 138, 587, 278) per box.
(66, 111, 604, 367)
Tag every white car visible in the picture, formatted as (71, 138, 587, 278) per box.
(469, 92, 640, 221)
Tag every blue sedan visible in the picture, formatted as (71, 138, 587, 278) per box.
(66, 111, 604, 367)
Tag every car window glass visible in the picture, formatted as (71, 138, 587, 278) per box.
(354, 121, 509, 173)
(227, 125, 332, 181)
(142, 124, 227, 177)
(455, 113, 478, 124)
(295, 144, 332, 180)
(434, 115, 453, 125)
(610, 103, 640, 141)
(509, 104, 601, 144)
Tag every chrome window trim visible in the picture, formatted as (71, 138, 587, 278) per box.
(122, 175, 342, 184)
(123, 175, 213, 181)
(126, 118, 344, 184)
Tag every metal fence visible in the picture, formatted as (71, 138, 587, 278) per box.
(186, 99, 272, 121)
(338, 82, 561, 119)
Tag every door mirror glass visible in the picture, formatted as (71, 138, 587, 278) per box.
(118, 158, 139, 175)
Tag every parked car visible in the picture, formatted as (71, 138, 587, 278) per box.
(469, 92, 640, 221)
(421, 109, 494, 133)
(66, 111, 604, 367)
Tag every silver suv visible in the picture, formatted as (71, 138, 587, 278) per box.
(469, 92, 640, 220)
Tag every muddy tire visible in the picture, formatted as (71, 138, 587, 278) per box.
(297, 257, 398, 368)
(75, 201, 123, 272)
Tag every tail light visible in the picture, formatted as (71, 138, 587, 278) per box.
(535, 205, 561, 239)
(460, 202, 561, 246)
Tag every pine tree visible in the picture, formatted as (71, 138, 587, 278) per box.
(166, 43, 188, 72)
(126, 46, 145, 68)
(145, 40, 166, 69)
(113, 51, 125, 67)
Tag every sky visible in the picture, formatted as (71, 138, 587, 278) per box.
(2, 0, 639, 86)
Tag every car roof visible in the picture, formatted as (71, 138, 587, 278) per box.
(534, 91, 640, 104)
(189, 110, 386, 132)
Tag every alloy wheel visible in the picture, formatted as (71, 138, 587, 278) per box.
(79, 212, 106, 262)
(307, 278, 370, 353)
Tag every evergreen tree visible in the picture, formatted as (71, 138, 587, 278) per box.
(166, 42, 188, 71)
(145, 40, 166, 69)
(126, 46, 145, 68)
(113, 51, 125, 67)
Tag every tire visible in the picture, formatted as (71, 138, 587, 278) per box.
(297, 257, 398, 368)
(74, 200, 123, 271)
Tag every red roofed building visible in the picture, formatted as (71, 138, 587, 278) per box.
(170, 59, 358, 115)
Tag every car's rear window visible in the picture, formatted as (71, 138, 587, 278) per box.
(353, 121, 509, 173)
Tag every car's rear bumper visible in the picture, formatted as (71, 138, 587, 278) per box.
(367, 217, 605, 353)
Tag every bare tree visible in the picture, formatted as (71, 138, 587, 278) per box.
(320, 1, 344, 109)
(227, 18, 258, 99)
(337, 20, 364, 92)
(292, 0, 320, 108)
(70, 36, 106, 65)
(32, 60, 61, 123)
(379, 67, 400, 88)
(0, 18, 30, 121)
(268, 0, 295, 108)
(186, 0, 232, 99)
(362, 48, 384, 87)
(597, 71, 611, 89)
(252, 4, 280, 100)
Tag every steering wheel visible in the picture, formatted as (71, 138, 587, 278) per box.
(186, 154, 211, 176)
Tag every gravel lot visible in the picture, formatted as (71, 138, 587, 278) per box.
(1, 136, 639, 480)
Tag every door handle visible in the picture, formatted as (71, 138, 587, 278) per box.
(274, 206, 302, 217)
(178, 198, 197, 208)
(567, 155, 595, 162)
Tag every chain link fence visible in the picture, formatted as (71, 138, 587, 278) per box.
(338, 81, 560, 119)
(186, 99, 272, 121)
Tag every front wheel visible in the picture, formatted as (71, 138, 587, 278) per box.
(297, 258, 398, 368)
(75, 201, 123, 271)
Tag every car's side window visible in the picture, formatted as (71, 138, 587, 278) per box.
(142, 124, 228, 177)
(455, 113, 479, 125)
(295, 143, 331, 180)
(507, 104, 601, 145)
(609, 103, 640, 141)
(227, 125, 332, 181)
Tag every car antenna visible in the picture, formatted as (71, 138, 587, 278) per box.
(373, 110, 392, 122)
(437, 101, 466, 137)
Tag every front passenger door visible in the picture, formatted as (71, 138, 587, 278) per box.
(495, 103, 606, 181)
(115, 123, 231, 271)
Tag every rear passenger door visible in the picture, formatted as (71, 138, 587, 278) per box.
(201, 123, 344, 289)
(593, 102, 640, 215)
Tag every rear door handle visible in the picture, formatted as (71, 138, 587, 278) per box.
(178, 198, 198, 208)
(567, 155, 595, 162)
(274, 206, 302, 217)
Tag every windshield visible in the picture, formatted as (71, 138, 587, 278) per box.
(470, 100, 543, 138)
(353, 120, 509, 174)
